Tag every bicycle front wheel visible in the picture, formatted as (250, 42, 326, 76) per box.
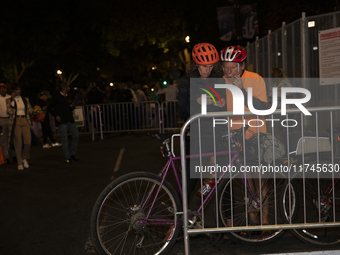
(217, 173, 297, 244)
(290, 177, 340, 247)
(91, 172, 182, 255)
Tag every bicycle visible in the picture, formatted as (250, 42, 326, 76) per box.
(282, 128, 340, 247)
(90, 126, 298, 255)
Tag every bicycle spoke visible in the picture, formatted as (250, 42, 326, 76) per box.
(290, 178, 340, 246)
(91, 173, 181, 255)
(218, 177, 293, 244)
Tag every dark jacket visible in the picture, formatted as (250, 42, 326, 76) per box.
(178, 75, 190, 121)
(37, 98, 50, 123)
(178, 75, 226, 120)
(47, 92, 75, 125)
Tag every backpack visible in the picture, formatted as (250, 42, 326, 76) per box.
(31, 106, 46, 122)
(246, 133, 286, 164)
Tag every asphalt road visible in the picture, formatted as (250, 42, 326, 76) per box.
(1, 132, 340, 255)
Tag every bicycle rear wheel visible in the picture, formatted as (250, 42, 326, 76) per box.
(290, 177, 340, 247)
(217, 173, 298, 244)
(91, 172, 182, 255)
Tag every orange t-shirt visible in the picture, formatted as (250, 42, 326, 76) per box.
(224, 70, 267, 139)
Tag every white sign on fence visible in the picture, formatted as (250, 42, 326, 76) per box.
(318, 27, 340, 85)
(73, 106, 84, 127)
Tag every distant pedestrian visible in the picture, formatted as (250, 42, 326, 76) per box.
(74, 88, 85, 106)
(124, 81, 137, 129)
(157, 80, 178, 101)
(150, 82, 160, 102)
(133, 84, 147, 102)
(142, 85, 151, 100)
(124, 81, 137, 103)
(133, 84, 147, 129)
(87, 82, 103, 104)
(37, 91, 61, 149)
(6, 84, 34, 170)
(268, 67, 293, 107)
(0, 83, 11, 164)
(47, 83, 79, 163)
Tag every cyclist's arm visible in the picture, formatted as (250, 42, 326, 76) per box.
(241, 88, 268, 110)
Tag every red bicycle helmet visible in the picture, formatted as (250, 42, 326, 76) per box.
(220, 46, 247, 63)
(192, 43, 219, 65)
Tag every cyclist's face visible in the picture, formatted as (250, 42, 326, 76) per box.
(197, 64, 214, 78)
(13, 88, 21, 96)
(222, 62, 243, 78)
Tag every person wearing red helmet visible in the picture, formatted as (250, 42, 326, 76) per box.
(221, 46, 269, 227)
(220, 45, 268, 139)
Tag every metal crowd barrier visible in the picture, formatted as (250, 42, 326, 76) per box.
(160, 100, 183, 132)
(180, 106, 340, 255)
(73, 101, 181, 139)
(44, 101, 180, 140)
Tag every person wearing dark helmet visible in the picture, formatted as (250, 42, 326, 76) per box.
(220, 46, 269, 227)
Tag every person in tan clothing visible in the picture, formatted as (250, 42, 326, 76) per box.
(6, 84, 34, 170)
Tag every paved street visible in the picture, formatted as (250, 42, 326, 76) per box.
(1, 132, 340, 255)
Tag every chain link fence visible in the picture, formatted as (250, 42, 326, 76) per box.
(246, 11, 340, 108)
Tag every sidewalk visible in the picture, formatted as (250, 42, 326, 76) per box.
(1, 132, 340, 255)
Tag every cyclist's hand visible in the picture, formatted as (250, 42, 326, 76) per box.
(196, 96, 214, 105)
(206, 95, 214, 105)
(216, 98, 226, 108)
(232, 75, 243, 89)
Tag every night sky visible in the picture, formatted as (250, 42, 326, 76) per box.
(0, 0, 337, 99)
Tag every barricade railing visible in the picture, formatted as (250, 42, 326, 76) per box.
(160, 100, 182, 132)
(246, 11, 340, 108)
(76, 101, 171, 137)
(90, 105, 103, 141)
(180, 106, 340, 255)
(47, 101, 181, 140)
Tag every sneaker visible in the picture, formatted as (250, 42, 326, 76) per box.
(18, 164, 24, 170)
(43, 144, 51, 149)
(52, 142, 62, 147)
(22, 159, 29, 168)
(5, 159, 11, 164)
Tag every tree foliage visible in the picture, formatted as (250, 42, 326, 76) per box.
(0, 0, 337, 92)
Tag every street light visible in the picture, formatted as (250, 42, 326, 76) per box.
(308, 21, 315, 27)
(185, 36, 190, 43)
(57, 70, 62, 75)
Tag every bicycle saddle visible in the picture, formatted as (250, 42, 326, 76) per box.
(148, 133, 173, 142)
